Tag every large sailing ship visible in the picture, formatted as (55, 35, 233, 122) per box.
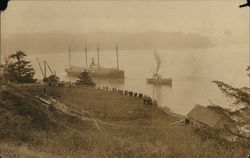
(64, 44, 125, 79)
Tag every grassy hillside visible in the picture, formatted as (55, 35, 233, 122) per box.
(0, 82, 249, 158)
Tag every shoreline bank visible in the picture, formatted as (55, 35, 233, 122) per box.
(0, 82, 248, 158)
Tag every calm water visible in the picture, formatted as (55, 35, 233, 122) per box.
(28, 45, 249, 115)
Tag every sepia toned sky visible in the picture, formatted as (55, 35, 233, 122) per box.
(1, 0, 249, 37)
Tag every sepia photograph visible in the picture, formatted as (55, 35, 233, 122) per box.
(0, 0, 249, 157)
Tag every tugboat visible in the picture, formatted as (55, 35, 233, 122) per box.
(146, 72, 172, 85)
(146, 50, 172, 85)
(64, 44, 125, 79)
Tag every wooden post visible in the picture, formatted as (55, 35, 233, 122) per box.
(85, 46, 88, 67)
(69, 47, 71, 68)
(44, 61, 47, 78)
(195, 104, 197, 127)
(116, 43, 119, 70)
(97, 44, 100, 69)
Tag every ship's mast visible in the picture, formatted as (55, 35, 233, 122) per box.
(85, 46, 88, 67)
(97, 44, 100, 69)
(68, 47, 71, 68)
(46, 61, 54, 75)
(36, 57, 45, 78)
(116, 43, 119, 70)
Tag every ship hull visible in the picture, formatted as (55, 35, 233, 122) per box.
(64, 67, 82, 78)
(89, 71, 124, 79)
(146, 78, 172, 85)
(65, 67, 125, 79)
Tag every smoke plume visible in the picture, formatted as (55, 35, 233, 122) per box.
(154, 50, 162, 73)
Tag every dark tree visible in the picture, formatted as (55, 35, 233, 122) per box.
(211, 67, 250, 139)
(213, 66, 250, 106)
(2, 51, 37, 83)
(212, 81, 250, 106)
(76, 71, 95, 87)
(246, 66, 250, 77)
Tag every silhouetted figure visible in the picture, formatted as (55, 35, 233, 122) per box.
(239, 0, 250, 8)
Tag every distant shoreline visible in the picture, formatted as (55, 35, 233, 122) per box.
(2, 31, 213, 54)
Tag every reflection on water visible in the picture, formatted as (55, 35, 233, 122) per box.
(94, 78, 125, 86)
(29, 45, 249, 115)
(151, 84, 172, 102)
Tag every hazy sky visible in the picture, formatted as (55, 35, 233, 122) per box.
(1, 0, 249, 37)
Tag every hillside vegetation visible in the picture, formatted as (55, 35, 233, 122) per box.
(0, 82, 249, 158)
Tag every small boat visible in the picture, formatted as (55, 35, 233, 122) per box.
(146, 73, 172, 85)
(146, 50, 172, 85)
